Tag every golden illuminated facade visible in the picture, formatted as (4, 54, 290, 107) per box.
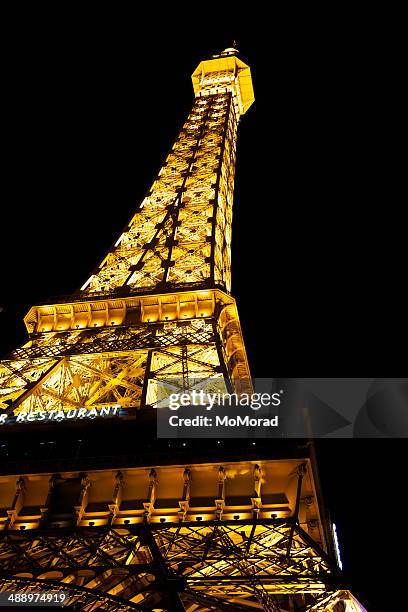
(0, 50, 253, 416)
(0, 49, 365, 610)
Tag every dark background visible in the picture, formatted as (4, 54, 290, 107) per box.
(0, 10, 404, 611)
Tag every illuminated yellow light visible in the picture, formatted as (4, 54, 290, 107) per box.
(14, 522, 38, 530)
(3, 51, 251, 440)
(80, 278, 91, 291)
(0, 41, 367, 607)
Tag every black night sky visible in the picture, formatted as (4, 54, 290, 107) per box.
(0, 10, 404, 611)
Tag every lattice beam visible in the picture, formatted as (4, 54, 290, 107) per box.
(0, 521, 342, 611)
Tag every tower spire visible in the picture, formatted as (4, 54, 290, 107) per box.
(220, 41, 240, 56)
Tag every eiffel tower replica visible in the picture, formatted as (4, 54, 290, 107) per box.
(0, 48, 365, 611)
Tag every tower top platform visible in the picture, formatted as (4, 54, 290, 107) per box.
(191, 48, 254, 115)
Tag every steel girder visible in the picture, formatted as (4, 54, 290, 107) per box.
(0, 520, 344, 611)
(7, 322, 216, 361)
(0, 320, 225, 415)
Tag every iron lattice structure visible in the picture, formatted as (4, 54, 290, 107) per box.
(0, 48, 365, 610)
(0, 48, 254, 417)
(0, 521, 340, 611)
